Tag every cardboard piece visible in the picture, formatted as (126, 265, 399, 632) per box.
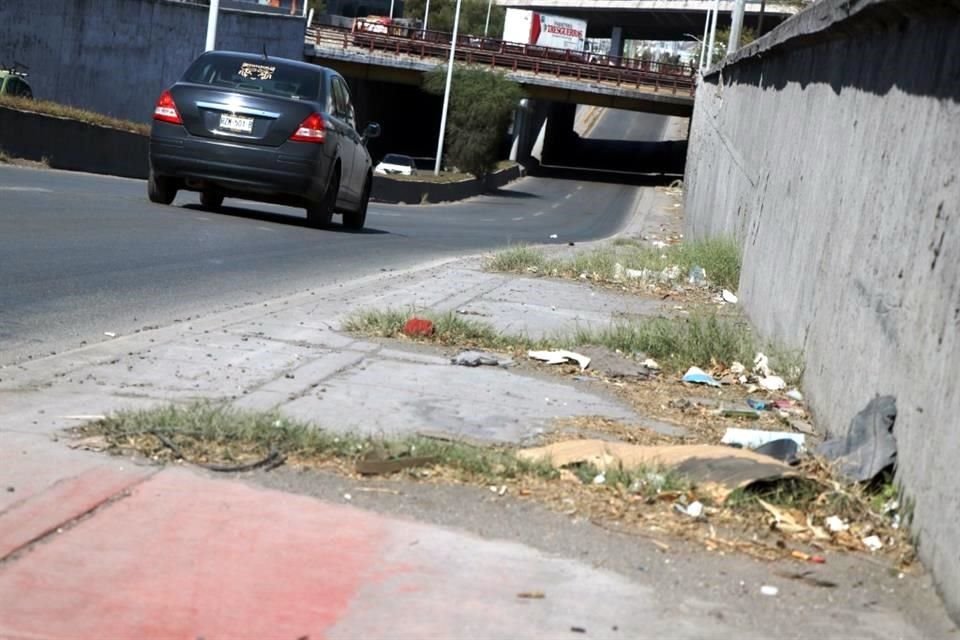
(517, 440, 799, 502)
(527, 350, 591, 371)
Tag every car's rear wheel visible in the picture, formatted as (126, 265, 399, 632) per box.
(306, 168, 339, 228)
(200, 190, 224, 211)
(147, 169, 177, 205)
(343, 175, 371, 230)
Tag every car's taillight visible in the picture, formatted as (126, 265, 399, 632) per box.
(153, 90, 182, 125)
(290, 113, 326, 143)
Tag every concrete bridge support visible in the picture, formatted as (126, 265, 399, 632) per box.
(609, 26, 625, 58)
(684, 0, 960, 621)
(509, 99, 549, 167)
(541, 102, 579, 165)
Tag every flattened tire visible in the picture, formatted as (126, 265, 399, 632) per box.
(147, 170, 177, 205)
(200, 191, 224, 211)
(307, 169, 338, 228)
(343, 176, 370, 230)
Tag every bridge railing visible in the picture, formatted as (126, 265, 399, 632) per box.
(306, 22, 696, 97)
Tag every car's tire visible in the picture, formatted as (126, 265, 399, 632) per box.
(306, 166, 339, 228)
(200, 190, 224, 211)
(343, 175, 371, 230)
(147, 169, 177, 205)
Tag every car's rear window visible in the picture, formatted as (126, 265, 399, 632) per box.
(383, 154, 413, 165)
(183, 56, 323, 100)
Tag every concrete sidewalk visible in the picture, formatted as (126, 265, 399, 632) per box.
(1, 187, 955, 638)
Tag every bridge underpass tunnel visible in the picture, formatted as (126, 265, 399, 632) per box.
(335, 76, 687, 180)
(343, 77, 443, 170)
(535, 101, 688, 178)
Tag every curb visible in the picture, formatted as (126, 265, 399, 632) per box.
(370, 164, 523, 204)
(0, 105, 523, 204)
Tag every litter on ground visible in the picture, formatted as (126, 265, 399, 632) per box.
(682, 366, 721, 387)
(721, 428, 806, 451)
(528, 349, 591, 371)
(450, 350, 513, 367)
(517, 439, 798, 503)
(758, 375, 786, 391)
(817, 396, 897, 482)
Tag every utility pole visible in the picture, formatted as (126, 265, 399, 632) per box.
(758, 0, 767, 35)
(389, 0, 395, 18)
(484, 0, 493, 37)
(727, 0, 746, 53)
(434, 0, 463, 175)
(205, 0, 220, 52)
(423, 0, 431, 30)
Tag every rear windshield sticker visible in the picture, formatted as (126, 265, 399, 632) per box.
(237, 63, 276, 80)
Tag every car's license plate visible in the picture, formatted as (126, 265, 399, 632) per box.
(219, 113, 254, 133)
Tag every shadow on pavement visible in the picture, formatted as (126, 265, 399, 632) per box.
(479, 188, 541, 199)
(181, 204, 391, 234)
(527, 164, 683, 187)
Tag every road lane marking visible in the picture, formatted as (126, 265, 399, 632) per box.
(256, 226, 274, 232)
(551, 203, 560, 209)
(533, 211, 545, 217)
(564, 194, 572, 199)
(512, 216, 524, 221)
(0, 186, 52, 192)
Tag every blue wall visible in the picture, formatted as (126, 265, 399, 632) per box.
(0, 0, 306, 123)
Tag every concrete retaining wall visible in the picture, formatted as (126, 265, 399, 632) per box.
(0, 101, 519, 202)
(0, 0, 305, 124)
(684, 0, 960, 618)
(371, 165, 522, 204)
(0, 107, 148, 179)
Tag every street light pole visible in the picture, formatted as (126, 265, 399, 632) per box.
(706, 0, 720, 68)
(389, 0, 395, 18)
(205, 0, 220, 52)
(434, 0, 463, 176)
(423, 0, 431, 30)
(728, 0, 746, 53)
(699, 11, 710, 71)
(484, 0, 493, 37)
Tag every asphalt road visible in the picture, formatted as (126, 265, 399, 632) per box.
(586, 108, 672, 141)
(0, 165, 640, 365)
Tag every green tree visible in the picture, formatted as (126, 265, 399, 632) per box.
(423, 65, 522, 177)
(404, 0, 505, 37)
(694, 26, 757, 68)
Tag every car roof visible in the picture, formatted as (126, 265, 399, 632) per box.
(198, 51, 333, 77)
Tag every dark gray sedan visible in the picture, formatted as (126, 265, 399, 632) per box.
(148, 51, 380, 229)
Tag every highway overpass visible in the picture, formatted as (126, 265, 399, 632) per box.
(494, 0, 798, 41)
(305, 26, 695, 116)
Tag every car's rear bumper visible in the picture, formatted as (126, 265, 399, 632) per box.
(149, 122, 332, 201)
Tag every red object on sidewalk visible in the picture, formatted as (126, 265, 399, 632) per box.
(402, 317, 435, 337)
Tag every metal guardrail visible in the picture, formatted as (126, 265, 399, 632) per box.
(305, 23, 696, 97)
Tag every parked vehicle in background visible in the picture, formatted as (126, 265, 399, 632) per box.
(374, 153, 418, 176)
(148, 50, 380, 229)
(353, 16, 421, 38)
(501, 9, 586, 53)
(0, 64, 33, 98)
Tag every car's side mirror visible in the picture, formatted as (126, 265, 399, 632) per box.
(362, 122, 381, 142)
